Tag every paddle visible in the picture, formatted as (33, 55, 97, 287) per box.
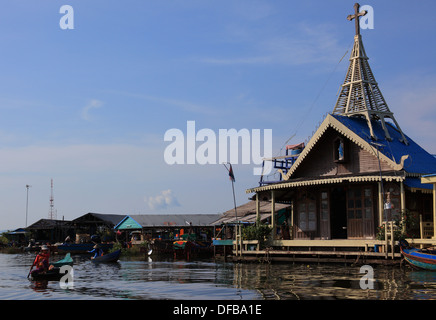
(27, 253, 38, 279)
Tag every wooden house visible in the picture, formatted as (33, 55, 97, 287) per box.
(71, 212, 125, 242)
(246, 3, 436, 246)
(25, 218, 74, 244)
(114, 214, 222, 242)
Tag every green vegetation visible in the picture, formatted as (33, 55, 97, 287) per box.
(241, 223, 272, 249)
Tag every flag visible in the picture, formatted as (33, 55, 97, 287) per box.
(228, 164, 235, 182)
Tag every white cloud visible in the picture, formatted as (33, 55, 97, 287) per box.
(145, 189, 180, 211)
(201, 23, 344, 66)
(81, 99, 104, 121)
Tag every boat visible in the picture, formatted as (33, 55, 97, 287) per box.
(30, 267, 63, 281)
(92, 249, 121, 263)
(51, 253, 73, 267)
(57, 243, 113, 254)
(400, 240, 436, 270)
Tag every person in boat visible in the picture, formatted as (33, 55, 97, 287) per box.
(88, 244, 104, 259)
(30, 245, 51, 275)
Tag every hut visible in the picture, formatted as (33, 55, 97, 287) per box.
(25, 219, 73, 244)
(114, 214, 222, 243)
(245, 3, 436, 257)
(3, 228, 30, 247)
(71, 212, 125, 243)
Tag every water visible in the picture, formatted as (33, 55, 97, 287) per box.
(1, 252, 436, 300)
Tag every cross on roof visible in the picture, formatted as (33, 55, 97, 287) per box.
(347, 3, 367, 35)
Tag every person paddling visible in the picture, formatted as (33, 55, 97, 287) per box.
(29, 245, 50, 276)
(88, 244, 104, 259)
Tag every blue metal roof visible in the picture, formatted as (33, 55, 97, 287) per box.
(404, 177, 432, 190)
(332, 114, 436, 174)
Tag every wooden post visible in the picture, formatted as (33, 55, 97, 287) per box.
(384, 221, 388, 259)
(390, 221, 394, 259)
(400, 181, 406, 233)
(378, 181, 384, 226)
(433, 184, 436, 239)
(239, 224, 243, 256)
(255, 193, 260, 224)
(290, 200, 294, 239)
(271, 190, 276, 240)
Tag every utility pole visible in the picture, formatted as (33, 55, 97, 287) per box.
(25, 185, 31, 227)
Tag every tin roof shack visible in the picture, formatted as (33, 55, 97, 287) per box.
(115, 214, 222, 243)
(72, 213, 125, 243)
(244, 4, 436, 259)
(25, 219, 73, 245)
(211, 200, 291, 240)
(4, 228, 29, 247)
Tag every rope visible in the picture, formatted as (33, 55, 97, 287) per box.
(276, 47, 350, 157)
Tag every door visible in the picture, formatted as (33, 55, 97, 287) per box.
(330, 187, 347, 239)
(347, 186, 375, 239)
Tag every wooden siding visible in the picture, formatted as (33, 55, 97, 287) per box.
(293, 128, 392, 179)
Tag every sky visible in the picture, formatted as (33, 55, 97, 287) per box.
(0, 0, 435, 230)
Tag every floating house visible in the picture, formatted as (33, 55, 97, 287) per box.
(71, 212, 125, 243)
(244, 3, 436, 260)
(114, 214, 222, 242)
(25, 219, 73, 244)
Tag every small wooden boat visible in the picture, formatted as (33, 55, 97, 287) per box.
(57, 243, 113, 254)
(30, 267, 63, 281)
(92, 249, 121, 263)
(51, 253, 73, 268)
(400, 240, 436, 270)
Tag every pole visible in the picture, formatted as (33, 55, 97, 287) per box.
(231, 179, 237, 222)
(223, 163, 239, 255)
(25, 185, 31, 227)
(369, 142, 386, 222)
(222, 163, 238, 221)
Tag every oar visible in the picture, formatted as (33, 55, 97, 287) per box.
(27, 253, 38, 279)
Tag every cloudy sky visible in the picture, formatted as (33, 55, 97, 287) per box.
(0, 0, 435, 230)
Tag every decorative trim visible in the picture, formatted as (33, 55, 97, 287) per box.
(246, 174, 404, 194)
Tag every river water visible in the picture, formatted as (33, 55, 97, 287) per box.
(1, 252, 436, 300)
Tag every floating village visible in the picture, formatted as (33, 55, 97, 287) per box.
(3, 3, 436, 275)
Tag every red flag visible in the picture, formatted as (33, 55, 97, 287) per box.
(228, 164, 235, 182)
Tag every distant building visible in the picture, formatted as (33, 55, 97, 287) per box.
(71, 212, 125, 242)
(25, 219, 73, 244)
(114, 214, 222, 242)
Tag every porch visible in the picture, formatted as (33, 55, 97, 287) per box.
(225, 237, 436, 264)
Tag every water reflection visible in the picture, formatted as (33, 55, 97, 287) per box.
(2, 253, 436, 299)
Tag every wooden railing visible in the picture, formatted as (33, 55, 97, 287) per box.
(420, 214, 434, 239)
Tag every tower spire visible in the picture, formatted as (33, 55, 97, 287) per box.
(48, 178, 57, 220)
(332, 3, 408, 145)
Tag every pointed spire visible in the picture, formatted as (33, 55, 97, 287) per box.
(332, 3, 408, 145)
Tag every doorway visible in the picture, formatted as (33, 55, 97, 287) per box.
(330, 187, 347, 239)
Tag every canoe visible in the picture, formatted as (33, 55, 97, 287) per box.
(57, 243, 113, 253)
(400, 240, 436, 270)
(92, 249, 121, 263)
(51, 253, 73, 267)
(30, 267, 63, 281)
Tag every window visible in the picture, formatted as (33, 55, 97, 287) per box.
(320, 192, 329, 221)
(297, 191, 317, 231)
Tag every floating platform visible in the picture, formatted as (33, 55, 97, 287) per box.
(214, 238, 436, 265)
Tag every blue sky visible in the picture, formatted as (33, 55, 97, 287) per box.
(0, 0, 435, 230)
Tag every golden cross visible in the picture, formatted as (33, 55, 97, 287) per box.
(347, 3, 367, 35)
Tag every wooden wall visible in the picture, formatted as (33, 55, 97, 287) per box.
(293, 128, 392, 178)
